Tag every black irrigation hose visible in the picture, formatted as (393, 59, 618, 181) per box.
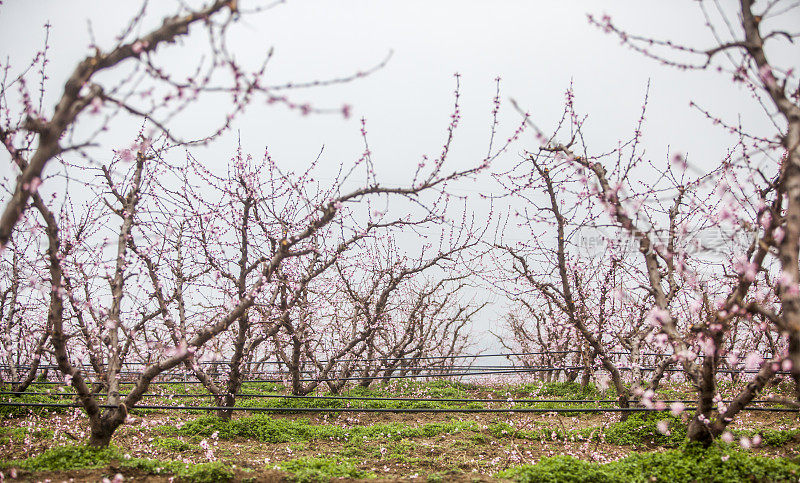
(0, 391, 787, 406)
(3, 366, 527, 378)
(0, 401, 797, 413)
(7, 366, 792, 386)
(4, 361, 780, 375)
(3, 349, 771, 371)
(8, 368, 581, 385)
(2, 352, 558, 367)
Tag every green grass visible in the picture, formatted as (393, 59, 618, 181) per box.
(603, 413, 687, 447)
(233, 379, 625, 412)
(169, 414, 480, 443)
(152, 436, 199, 453)
(499, 445, 800, 482)
(483, 412, 685, 447)
(171, 410, 690, 450)
(0, 445, 235, 482)
(247, 381, 484, 411)
(276, 456, 373, 482)
(0, 380, 696, 416)
(0, 425, 53, 444)
(0, 392, 71, 418)
(238, 382, 285, 393)
(538, 381, 604, 399)
(3, 445, 121, 472)
(126, 459, 234, 483)
(491, 381, 610, 400)
(732, 428, 800, 447)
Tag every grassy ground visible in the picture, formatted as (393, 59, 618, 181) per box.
(1, 380, 799, 481)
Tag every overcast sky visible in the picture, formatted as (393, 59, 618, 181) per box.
(2, 1, 798, 351)
(4, 1, 794, 177)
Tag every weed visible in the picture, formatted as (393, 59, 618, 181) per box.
(277, 456, 371, 482)
(0, 426, 52, 444)
(500, 455, 609, 482)
(498, 445, 800, 482)
(239, 382, 285, 393)
(603, 412, 686, 447)
(538, 381, 603, 399)
(732, 428, 800, 447)
(125, 458, 234, 482)
(0, 445, 234, 482)
(483, 413, 686, 447)
(5, 445, 119, 471)
(470, 433, 488, 444)
(152, 436, 197, 453)
(0, 393, 69, 418)
(172, 414, 480, 443)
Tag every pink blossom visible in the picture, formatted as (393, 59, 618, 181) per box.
(119, 148, 135, 162)
(743, 262, 758, 282)
(29, 177, 42, 193)
(653, 333, 669, 347)
(165, 341, 188, 358)
(759, 211, 772, 229)
(671, 153, 687, 170)
(669, 402, 685, 416)
(758, 64, 776, 85)
(701, 338, 716, 356)
(89, 96, 103, 114)
(647, 307, 670, 327)
(131, 40, 149, 54)
(778, 271, 799, 296)
(718, 206, 734, 222)
(744, 352, 762, 370)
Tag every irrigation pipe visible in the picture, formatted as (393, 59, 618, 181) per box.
(0, 391, 787, 406)
(1, 401, 798, 413)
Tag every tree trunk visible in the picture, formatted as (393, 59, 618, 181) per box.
(685, 333, 720, 445)
(580, 369, 591, 389)
(87, 407, 127, 448)
(216, 406, 234, 421)
(565, 370, 579, 383)
(618, 394, 631, 422)
(686, 415, 714, 447)
(88, 424, 117, 448)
